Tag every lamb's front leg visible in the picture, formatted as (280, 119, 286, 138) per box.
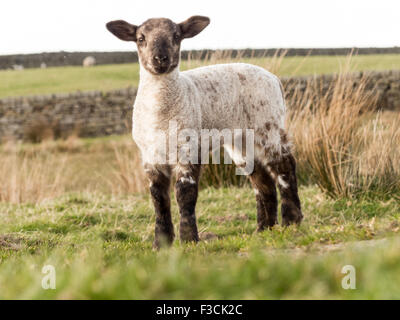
(145, 164, 174, 249)
(175, 164, 201, 243)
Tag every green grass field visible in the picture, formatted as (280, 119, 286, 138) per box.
(0, 134, 399, 299)
(1, 185, 400, 299)
(1, 53, 400, 98)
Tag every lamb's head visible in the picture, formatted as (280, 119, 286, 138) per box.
(106, 16, 210, 75)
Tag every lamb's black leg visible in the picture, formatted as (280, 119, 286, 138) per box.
(249, 161, 278, 231)
(145, 164, 174, 249)
(268, 153, 303, 226)
(175, 164, 201, 243)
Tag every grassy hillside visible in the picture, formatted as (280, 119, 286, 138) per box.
(1, 185, 400, 299)
(1, 53, 400, 98)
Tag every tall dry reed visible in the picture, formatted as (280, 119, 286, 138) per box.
(287, 71, 400, 198)
(107, 141, 147, 195)
(0, 150, 69, 203)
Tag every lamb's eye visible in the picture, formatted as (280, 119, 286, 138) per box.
(138, 35, 145, 43)
(174, 33, 180, 40)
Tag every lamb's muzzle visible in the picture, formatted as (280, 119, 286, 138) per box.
(106, 16, 303, 249)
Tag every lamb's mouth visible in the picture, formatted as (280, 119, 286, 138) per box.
(151, 63, 179, 75)
(153, 65, 170, 74)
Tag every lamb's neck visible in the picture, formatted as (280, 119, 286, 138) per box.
(137, 66, 183, 110)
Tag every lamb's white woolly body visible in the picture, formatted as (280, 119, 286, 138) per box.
(132, 62, 288, 168)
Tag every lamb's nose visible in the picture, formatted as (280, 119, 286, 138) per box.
(154, 55, 168, 64)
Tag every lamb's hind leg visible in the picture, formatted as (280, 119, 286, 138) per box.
(249, 161, 278, 231)
(268, 152, 303, 226)
(175, 164, 201, 243)
(145, 164, 174, 249)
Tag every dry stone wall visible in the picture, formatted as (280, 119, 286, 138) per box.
(0, 70, 399, 141)
(0, 88, 136, 141)
(283, 70, 400, 112)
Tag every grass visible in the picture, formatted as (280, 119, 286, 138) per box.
(0, 130, 399, 298)
(1, 53, 400, 98)
(0, 186, 400, 299)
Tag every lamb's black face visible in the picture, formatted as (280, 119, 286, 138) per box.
(136, 18, 181, 75)
(106, 16, 210, 75)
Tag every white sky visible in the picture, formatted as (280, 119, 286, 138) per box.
(1, 0, 399, 55)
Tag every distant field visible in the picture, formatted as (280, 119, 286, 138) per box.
(1, 54, 400, 98)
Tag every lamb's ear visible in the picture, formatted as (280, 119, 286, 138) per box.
(106, 20, 137, 42)
(179, 16, 210, 39)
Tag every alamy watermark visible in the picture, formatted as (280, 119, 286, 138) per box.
(41, 265, 56, 290)
(341, 265, 356, 290)
(142, 120, 255, 175)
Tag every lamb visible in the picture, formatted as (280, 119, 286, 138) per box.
(106, 16, 303, 248)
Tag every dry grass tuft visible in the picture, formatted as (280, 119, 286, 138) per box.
(287, 69, 400, 198)
(107, 141, 147, 195)
(0, 152, 69, 203)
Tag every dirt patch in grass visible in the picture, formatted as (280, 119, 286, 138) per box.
(199, 232, 219, 241)
(271, 238, 390, 257)
(101, 230, 130, 242)
(0, 234, 25, 251)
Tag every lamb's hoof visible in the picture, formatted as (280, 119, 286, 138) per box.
(256, 221, 278, 232)
(153, 234, 174, 250)
(256, 226, 275, 233)
(179, 224, 200, 243)
(179, 232, 200, 243)
(281, 204, 303, 226)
